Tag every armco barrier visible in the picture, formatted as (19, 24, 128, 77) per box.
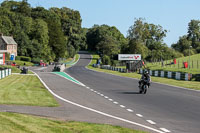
(0, 68, 12, 80)
(139, 69, 192, 81)
(100, 65, 126, 73)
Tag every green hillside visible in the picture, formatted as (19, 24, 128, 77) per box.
(145, 54, 200, 74)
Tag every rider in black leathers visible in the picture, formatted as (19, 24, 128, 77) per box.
(139, 70, 151, 88)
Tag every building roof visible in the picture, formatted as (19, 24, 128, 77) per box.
(2, 36, 17, 45)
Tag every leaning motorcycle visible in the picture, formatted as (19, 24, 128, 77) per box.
(139, 80, 149, 94)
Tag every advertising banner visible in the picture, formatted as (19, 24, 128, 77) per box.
(118, 54, 141, 61)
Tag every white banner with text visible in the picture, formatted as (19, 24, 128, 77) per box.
(118, 54, 141, 61)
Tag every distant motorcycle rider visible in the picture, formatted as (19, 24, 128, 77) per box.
(139, 70, 151, 88)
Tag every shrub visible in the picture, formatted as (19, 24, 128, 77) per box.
(31, 58, 41, 64)
(102, 55, 111, 65)
(111, 60, 119, 66)
(20, 56, 31, 62)
(15, 56, 21, 60)
(5, 53, 10, 60)
(183, 49, 196, 56)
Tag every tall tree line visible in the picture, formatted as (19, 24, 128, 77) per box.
(0, 0, 84, 62)
(86, 18, 183, 65)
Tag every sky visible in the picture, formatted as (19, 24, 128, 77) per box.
(1, 0, 200, 46)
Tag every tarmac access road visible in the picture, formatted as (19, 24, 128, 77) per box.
(65, 52, 200, 133)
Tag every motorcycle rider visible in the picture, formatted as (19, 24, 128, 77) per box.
(138, 70, 151, 88)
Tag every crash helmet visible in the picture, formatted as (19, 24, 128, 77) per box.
(144, 70, 149, 76)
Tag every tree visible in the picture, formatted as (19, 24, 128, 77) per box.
(86, 24, 127, 54)
(30, 19, 52, 61)
(188, 20, 200, 49)
(16, 0, 31, 17)
(171, 35, 192, 53)
(47, 18, 66, 61)
(96, 36, 120, 56)
(0, 15, 13, 35)
(127, 18, 167, 61)
(50, 7, 82, 57)
(0, 0, 83, 62)
(128, 39, 149, 59)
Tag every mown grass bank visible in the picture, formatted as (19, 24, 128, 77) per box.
(0, 112, 145, 133)
(87, 54, 200, 90)
(145, 54, 200, 74)
(0, 75, 58, 106)
(1, 65, 34, 74)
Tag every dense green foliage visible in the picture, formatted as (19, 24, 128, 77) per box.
(86, 24, 128, 64)
(0, 0, 83, 62)
(127, 18, 183, 61)
(86, 19, 183, 65)
(172, 20, 200, 56)
(18, 56, 31, 62)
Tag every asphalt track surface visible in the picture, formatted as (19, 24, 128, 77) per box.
(65, 52, 200, 133)
(0, 52, 199, 133)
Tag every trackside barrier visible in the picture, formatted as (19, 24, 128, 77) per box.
(100, 65, 126, 73)
(139, 69, 193, 81)
(0, 68, 12, 80)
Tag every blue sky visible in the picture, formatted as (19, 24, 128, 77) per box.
(2, 0, 200, 46)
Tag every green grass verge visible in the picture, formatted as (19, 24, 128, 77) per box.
(87, 54, 200, 90)
(6, 60, 34, 66)
(1, 65, 21, 73)
(0, 65, 34, 74)
(0, 65, 33, 74)
(0, 112, 145, 133)
(0, 75, 58, 106)
(60, 57, 73, 64)
(145, 54, 200, 74)
(61, 54, 80, 65)
(74, 54, 80, 64)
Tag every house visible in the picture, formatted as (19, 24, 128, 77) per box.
(0, 33, 17, 58)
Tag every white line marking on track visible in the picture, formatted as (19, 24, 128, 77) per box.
(120, 105, 126, 108)
(113, 102, 118, 104)
(147, 120, 156, 125)
(100, 94, 104, 96)
(127, 109, 134, 112)
(136, 114, 143, 117)
(90, 89, 94, 91)
(35, 71, 166, 133)
(160, 128, 171, 132)
(109, 99, 113, 101)
(86, 87, 90, 89)
(104, 96, 108, 99)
